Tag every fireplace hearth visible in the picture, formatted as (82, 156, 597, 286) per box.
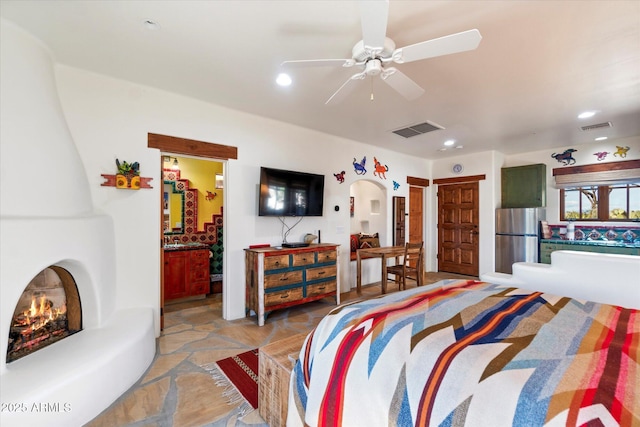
(1, 19, 156, 426)
(7, 267, 82, 363)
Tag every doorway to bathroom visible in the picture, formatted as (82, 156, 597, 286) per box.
(148, 133, 237, 328)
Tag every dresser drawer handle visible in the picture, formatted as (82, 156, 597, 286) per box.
(274, 261, 280, 266)
(279, 277, 289, 281)
(280, 293, 289, 299)
(318, 271, 325, 275)
(318, 286, 325, 290)
(301, 258, 307, 261)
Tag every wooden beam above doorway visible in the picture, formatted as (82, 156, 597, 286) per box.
(407, 176, 430, 187)
(148, 133, 238, 160)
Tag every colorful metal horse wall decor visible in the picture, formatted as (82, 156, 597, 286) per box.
(353, 156, 367, 175)
(551, 148, 578, 165)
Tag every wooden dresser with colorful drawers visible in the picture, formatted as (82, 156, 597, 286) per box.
(245, 244, 340, 326)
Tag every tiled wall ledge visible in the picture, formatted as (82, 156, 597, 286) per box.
(548, 224, 640, 243)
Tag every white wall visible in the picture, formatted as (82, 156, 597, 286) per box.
(53, 65, 431, 328)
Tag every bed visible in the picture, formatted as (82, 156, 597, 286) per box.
(287, 252, 640, 426)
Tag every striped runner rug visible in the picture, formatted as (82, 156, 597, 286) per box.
(206, 348, 259, 414)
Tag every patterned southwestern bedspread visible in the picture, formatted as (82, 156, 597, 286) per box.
(287, 279, 639, 426)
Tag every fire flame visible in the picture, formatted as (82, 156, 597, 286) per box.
(19, 294, 66, 334)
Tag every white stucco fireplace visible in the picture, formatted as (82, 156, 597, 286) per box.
(0, 19, 155, 426)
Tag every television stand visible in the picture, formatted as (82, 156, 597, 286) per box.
(281, 242, 309, 248)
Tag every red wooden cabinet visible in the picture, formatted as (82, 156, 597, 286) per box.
(164, 248, 209, 300)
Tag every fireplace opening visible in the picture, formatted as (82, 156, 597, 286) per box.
(7, 266, 82, 363)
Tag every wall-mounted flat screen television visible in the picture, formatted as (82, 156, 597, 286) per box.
(259, 167, 325, 216)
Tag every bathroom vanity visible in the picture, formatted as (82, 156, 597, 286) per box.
(163, 244, 210, 300)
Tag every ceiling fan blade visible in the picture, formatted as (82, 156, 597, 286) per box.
(359, 0, 389, 49)
(281, 59, 356, 68)
(392, 29, 482, 64)
(325, 72, 366, 105)
(380, 67, 425, 101)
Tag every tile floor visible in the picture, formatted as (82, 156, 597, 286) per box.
(86, 272, 473, 427)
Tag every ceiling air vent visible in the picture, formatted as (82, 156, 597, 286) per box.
(392, 121, 444, 138)
(580, 122, 612, 131)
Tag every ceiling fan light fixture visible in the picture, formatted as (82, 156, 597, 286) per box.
(283, 2, 481, 104)
(365, 59, 383, 76)
(578, 111, 596, 119)
(276, 73, 292, 86)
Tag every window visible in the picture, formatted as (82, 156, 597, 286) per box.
(561, 183, 640, 220)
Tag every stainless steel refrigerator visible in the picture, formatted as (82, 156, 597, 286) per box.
(495, 207, 546, 274)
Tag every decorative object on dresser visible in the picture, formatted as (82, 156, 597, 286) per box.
(245, 244, 340, 326)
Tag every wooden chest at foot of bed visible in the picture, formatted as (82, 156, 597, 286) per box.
(258, 333, 307, 427)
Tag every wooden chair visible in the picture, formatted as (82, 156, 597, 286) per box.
(387, 242, 424, 291)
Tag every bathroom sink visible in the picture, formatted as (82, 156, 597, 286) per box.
(163, 243, 187, 249)
(163, 242, 207, 250)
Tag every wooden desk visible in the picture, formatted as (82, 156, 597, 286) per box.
(356, 246, 406, 294)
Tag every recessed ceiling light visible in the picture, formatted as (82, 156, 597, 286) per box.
(595, 136, 608, 141)
(143, 20, 160, 30)
(578, 111, 596, 119)
(444, 139, 455, 146)
(276, 73, 292, 87)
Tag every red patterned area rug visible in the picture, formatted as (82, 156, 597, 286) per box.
(205, 349, 259, 414)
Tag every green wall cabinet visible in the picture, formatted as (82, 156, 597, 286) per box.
(501, 164, 546, 208)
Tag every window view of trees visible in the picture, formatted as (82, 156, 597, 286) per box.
(562, 183, 640, 220)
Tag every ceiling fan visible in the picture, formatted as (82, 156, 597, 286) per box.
(281, 0, 482, 105)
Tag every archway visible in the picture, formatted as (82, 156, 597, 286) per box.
(349, 179, 388, 287)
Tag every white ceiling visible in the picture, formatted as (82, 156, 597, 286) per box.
(2, 0, 639, 160)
